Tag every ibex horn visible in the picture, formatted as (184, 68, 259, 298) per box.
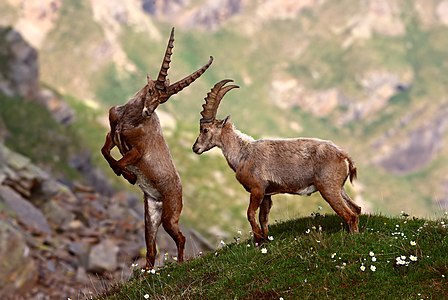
(155, 27, 175, 92)
(163, 56, 214, 102)
(200, 79, 239, 123)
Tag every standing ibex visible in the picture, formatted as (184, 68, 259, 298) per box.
(192, 80, 361, 244)
(101, 28, 213, 269)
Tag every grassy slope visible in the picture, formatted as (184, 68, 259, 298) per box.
(0, 93, 82, 179)
(98, 214, 448, 300)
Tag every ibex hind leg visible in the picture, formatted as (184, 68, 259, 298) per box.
(144, 196, 163, 269)
(317, 184, 359, 233)
(259, 195, 273, 240)
(341, 187, 361, 216)
(161, 193, 186, 263)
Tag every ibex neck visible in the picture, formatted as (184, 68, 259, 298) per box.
(220, 123, 253, 172)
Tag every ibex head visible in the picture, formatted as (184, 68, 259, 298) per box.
(192, 79, 239, 154)
(141, 27, 213, 118)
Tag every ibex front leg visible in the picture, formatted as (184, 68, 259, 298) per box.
(259, 195, 273, 241)
(247, 189, 265, 245)
(101, 133, 137, 184)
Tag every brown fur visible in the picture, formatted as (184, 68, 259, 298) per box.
(193, 81, 361, 244)
(101, 28, 212, 269)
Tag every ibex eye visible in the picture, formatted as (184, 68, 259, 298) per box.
(203, 128, 209, 134)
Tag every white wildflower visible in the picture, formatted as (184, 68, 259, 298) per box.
(410, 241, 416, 246)
(370, 265, 376, 272)
(331, 253, 336, 259)
(268, 236, 274, 241)
(369, 251, 375, 257)
(372, 257, 377, 262)
(410, 255, 418, 262)
(261, 248, 268, 254)
(360, 265, 366, 272)
(144, 294, 150, 299)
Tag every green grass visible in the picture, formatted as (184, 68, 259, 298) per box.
(0, 93, 82, 178)
(97, 214, 448, 300)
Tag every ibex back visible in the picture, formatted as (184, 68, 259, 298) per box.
(192, 80, 361, 244)
(101, 28, 213, 269)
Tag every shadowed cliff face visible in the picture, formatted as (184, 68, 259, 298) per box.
(372, 103, 448, 174)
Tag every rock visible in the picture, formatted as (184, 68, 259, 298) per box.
(87, 239, 119, 273)
(270, 76, 343, 117)
(0, 27, 39, 99)
(0, 185, 51, 235)
(142, 0, 188, 17)
(8, 0, 62, 49)
(67, 241, 91, 267)
(436, 1, 448, 26)
(340, 70, 412, 124)
(0, 26, 75, 124)
(36, 88, 75, 124)
(372, 103, 448, 174)
(41, 198, 76, 231)
(0, 218, 38, 298)
(70, 151, 115, 197)
(182, 0, 243, 31)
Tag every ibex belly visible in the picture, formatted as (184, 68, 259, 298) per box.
(265, 184, 317, 196)
(295, 185, 317, 196)
(127, 166, 162, 201)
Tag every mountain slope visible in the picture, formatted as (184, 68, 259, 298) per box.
(1, 0, 448, 244)
(98, 214, 448, 300)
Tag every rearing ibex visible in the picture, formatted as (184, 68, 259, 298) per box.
(192, 80, 361, 244)
(101, 28, 213, 269)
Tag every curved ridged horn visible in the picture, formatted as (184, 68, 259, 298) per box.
(163, 56, 214, 102)
(200, 79, 239, 123)
(155, 27, 175, 92)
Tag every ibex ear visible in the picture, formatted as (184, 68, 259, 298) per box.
(220, 115, 231, 127)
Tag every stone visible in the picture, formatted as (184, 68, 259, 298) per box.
(0, 218, 38, 298)
(87, 239, 119, 273)
(41, 198, 76, 231)
(436, 1, 448, 26)
(0, 185, 51, 235)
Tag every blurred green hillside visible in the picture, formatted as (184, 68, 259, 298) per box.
(1, 0, 448, 244)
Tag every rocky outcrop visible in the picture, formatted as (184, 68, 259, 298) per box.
(340, 70, 412, 124)
(270, 76, 344, 117)
(0, 27, 39, 99)
(0, 27, 74, 124)
(371, 102, 448, 174)
(182, 0, 243, 31)
(142, 0, 244, 31)
(436, 1, 448, 26)
(0, 218, 38, 299)
(339, 0, 405, 48)
(0, 142, 213, 298)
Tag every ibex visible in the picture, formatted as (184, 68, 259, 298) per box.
(192, 80, 361, 244)
(101, 28, 213, 269)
